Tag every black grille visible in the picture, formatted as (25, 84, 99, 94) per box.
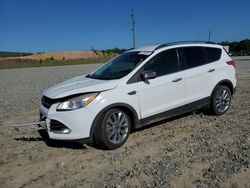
(50, 120, 68, 132)
(40, 112, 46, 121)
(41, 96, 55, 109)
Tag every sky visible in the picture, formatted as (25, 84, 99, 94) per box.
(0, 0, 250, 53)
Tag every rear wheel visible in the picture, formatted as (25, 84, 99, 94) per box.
(209, 85, 231, 115)
(94, 108, 131, 149)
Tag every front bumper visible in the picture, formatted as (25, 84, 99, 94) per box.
(40, 103, 95, 142)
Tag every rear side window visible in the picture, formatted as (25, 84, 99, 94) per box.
(182, 47, 207, 69)
(144, 49, 179, 77)
(205, 47, 222, 62)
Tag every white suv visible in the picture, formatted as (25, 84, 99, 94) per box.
(40, 42, 236, 149)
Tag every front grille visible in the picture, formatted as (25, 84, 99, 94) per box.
(41, 96, 55, 109)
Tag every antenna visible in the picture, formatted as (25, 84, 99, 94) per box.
(131, 8, 136, 48)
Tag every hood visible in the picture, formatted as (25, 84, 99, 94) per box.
(43, 75, 119, 99)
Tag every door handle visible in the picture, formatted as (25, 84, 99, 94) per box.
(172, 78, 182, 82)
(208, 68, 215, 73)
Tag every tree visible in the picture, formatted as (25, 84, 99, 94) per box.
(219, 39, 250, 55)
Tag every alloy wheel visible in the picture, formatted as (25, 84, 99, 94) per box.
(215, 89, 230, 113)
(105, 111, 129, 144)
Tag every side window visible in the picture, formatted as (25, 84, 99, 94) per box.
(205, 47, 222, 62)
(182, 47, 207, 69)
(144, 49, 179, 77)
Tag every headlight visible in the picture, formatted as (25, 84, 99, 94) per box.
(56, 93, 99, 111)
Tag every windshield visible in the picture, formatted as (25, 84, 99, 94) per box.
(87, 51, 149, 80)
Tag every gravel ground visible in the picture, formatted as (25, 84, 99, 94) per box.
(0, 60, 249, 188)
(0, 64, 100, 122)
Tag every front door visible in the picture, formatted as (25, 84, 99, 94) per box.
(137, 49, 184, 119)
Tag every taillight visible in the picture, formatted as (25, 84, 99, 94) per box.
(226, 60, 235, 68)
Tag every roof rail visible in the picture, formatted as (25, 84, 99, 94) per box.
(154, 41, 216, 51)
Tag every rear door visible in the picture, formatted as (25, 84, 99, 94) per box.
(179, 46, 220, 103)
(137, 48, 185, 119)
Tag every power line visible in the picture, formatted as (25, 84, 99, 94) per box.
(131, 8, 136, 48)
(208, 30, 211, 42)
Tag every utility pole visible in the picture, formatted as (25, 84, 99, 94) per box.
(131, 8, 136, 48)
(208, 30, 211, 42)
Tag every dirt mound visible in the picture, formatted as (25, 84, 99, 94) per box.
(0, 51, 115, 60)
(26, 51, 99, 60)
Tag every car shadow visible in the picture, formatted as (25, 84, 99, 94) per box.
(132, 110, 204, 133)
(38, 130, 88, 149)
(13, 110, 206, 150)
(14, 137, 43, 142)
(14, 130, 87, 150)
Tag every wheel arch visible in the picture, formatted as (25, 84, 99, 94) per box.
(89, 103, 140, 142)
(211, 79, 234, 97)
(208, 79, 233, 115)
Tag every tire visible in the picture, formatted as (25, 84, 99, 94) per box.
(209, 85, 232, 115)
(94, 108, 131, 150)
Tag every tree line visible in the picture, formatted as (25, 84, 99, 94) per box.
(100, 48, 127, 55)
(219, 39, 250, 56)
(0, 52, 33, 58)
(101, 39, 250, 56)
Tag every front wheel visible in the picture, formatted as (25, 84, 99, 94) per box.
(94, 108, 131, 149)
(209, 85, 232, 115)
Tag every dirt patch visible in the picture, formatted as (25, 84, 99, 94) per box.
(0, 50, 116, 61)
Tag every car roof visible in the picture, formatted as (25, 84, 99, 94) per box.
(129, 41, 221, 53)
(129, 45, 161, 52)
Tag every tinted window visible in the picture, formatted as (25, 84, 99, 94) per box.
(144, 49, 179, 77)
(182, 47, 207, 69)
(205, 47, 222, 62)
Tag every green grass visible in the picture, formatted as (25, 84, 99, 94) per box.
(0, 57, 113, 69)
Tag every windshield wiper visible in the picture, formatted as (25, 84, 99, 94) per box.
(85, 74, 92, 78)
(86, 74, 107, 80)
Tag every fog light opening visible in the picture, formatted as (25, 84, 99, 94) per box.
(62, 128, 71, 134)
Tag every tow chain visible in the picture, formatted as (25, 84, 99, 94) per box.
(11, 121, 46, 132)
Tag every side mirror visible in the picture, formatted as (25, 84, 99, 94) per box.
(141, 70, 156, 80)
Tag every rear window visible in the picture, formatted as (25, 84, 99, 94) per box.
(182, 47, 207, 69)
(205, 47, 222, 63)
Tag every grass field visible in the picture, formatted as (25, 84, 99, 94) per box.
(0, 56, 113, 69)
